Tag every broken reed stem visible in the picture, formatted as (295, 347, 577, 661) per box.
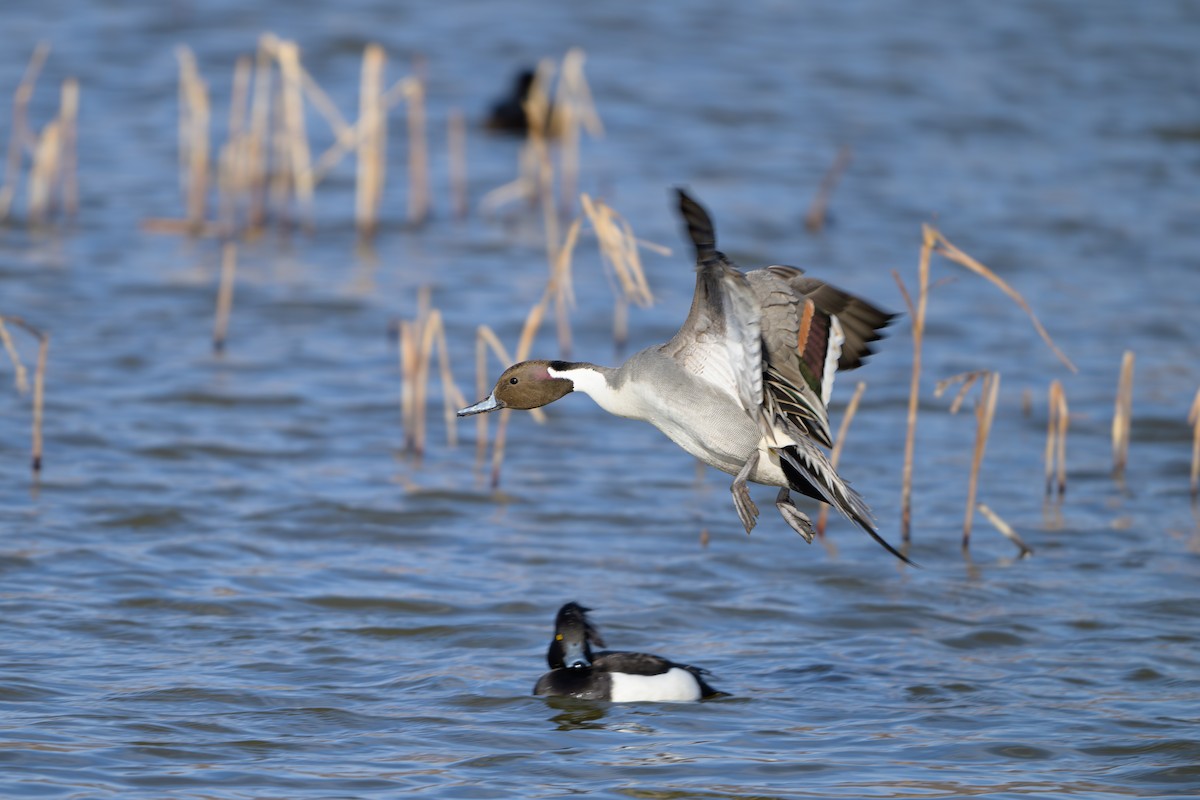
(1044, 379, 1068, 497)
(0, 318, 30, 392)
(32, 335, 47, 472)
(59, 78, 79, 218)
(399, 320, 418, 451)
(1189, 387, 1200, 500)
(274, 39, 314, 231)
(978, 503, 1033, 558)
(246, 36, 274, 231)
(0, 315, 48, 474)
(804, 145, 852, 233)
(930, 229, 1076, 373)
(963, 372, 1000, 550)
(448, 108, 468, 220)
(212, 242, 237, 353)
(816, 381, 867, 538)
(490, 297, 550, 486)
(897, 226, 935, 543)
(355, 44, 386, 239)
(1112, 350, 1134, 482)
(407, 72, 429, 226)
(579, 193, 658, 351)
(0, 42, 50, 222)
(218, 56, 251, 234)
(177, 46, 210, 233)
(27, 119, 60, 225)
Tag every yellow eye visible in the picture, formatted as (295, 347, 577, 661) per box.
(555, 634, 563, 641)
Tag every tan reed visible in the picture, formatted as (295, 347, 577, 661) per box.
(1044, 379, 1068, 497)
(59, 78, 78, 218)
(935, 370, 1000, 550)
(0, 315, 48, 474)
(355, 44, 386, 239)
(212, 242, 237, 353)
(1112, 350, 1134, 483)
(398, 297, 467, 456)
(0, 42, 50, 222)
(977, 503, 1033, 558)
(176, 46, 211, 233)
(894, 224, 934, 542)
(931, 229, 1076, 373)
(804, 145, 852, 233)
(27, 118, 61, 225)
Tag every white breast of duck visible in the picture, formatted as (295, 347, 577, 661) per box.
(547, 354, 790, 488)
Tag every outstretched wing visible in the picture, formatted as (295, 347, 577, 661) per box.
(666, 189, 764, 419)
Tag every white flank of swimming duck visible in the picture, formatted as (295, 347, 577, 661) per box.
(459, 189, 907, 562)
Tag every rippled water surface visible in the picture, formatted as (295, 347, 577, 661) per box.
(3, 1, 1200, 798)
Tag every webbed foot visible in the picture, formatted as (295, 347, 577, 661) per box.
(731, 452, 760, 534)
(776, 488, 816, 543)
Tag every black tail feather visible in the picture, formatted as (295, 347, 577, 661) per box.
(676, 188, 718, 261)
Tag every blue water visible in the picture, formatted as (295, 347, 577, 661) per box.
(2, 1, 1199, 798)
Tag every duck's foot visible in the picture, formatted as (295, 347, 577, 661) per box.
(731, 452, 760, 534)
(776, 489, 816, 543)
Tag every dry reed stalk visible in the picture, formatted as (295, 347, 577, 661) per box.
(479, 61, 552, 217)
(212, 242, 237, 353)
(1055, 384, 1068, 497)
(0, 315, 48, 474)
(0, 42, 50, 222)
(1112, 350, 1134, 482)
(273, 39, 314, 230)
(931, 229, 1076, 373)
(936, 370, 1001, 549)
(448, 108, 468, 220)
(489, 297, 551, 486)
(0, 318, 30, 393)
(32, 334, 46, 473)
(58, 78, 79, 218)
(401, 308, 468, 455)
(816, 380, 867, 538)
(556, 47, 604, 211)
(217, 56, 251, 234)
(407, 72, 429, 226)
(977, 503, 1033, 558)
(176, 46, 211, 233)
(1044, 379, 1068, 497)
(27, 120, 60, 225)
(1189, 387, 1200, 500)
(895, 225, 935, 543)
(355, 44, 386, 238)
(399, 320, 419, 451)
(246, 36, 274, 232)
(804, 145, 852, 233)
(579, 193, 656, 349)
(551, 48, 603, 212)
(304, 74, 414, 187)
(967, 372, 1000, 549)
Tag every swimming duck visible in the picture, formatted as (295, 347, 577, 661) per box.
(533, 602, 723, 702)
(484, 68, 537, 134)
(460, 189, 906, 563)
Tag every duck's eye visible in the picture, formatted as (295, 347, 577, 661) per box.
(555, 633, 563, 641)
(509, 377, 519, 385)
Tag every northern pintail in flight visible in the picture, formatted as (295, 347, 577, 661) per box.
(460, 189, 905, 562)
